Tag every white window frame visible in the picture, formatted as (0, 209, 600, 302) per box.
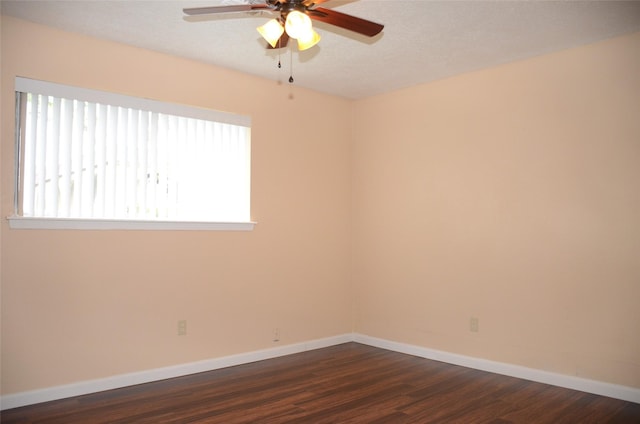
(8, 77, 256, 231)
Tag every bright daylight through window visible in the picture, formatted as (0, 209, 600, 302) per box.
(10, 77, 253, 231)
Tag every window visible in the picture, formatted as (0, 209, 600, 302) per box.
(10, 77, 254, 231)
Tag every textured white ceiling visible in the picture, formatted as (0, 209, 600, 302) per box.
(2, 0, 640, 99)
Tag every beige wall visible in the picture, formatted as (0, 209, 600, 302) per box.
(2, 14, 639, 397)
(352, 31, 640, 388)
(0, 16, 353, 394)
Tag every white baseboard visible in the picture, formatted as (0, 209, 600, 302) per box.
(0, 333, 352, 411)
(353, 333, 640, 404)
(3, 332, 638, 410)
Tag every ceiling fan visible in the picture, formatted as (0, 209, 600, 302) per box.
(183, 0, 384, 51)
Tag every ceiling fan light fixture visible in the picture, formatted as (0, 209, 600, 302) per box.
(284, 10, 312, 40)
(257, 19, 284, 48)
(184, 1, 385, 55)
(297, 29, 321, 51)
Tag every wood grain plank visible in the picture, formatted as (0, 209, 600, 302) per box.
(2, 343, 638, 423)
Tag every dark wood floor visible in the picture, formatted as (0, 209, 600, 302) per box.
(2, 342, 639, 423)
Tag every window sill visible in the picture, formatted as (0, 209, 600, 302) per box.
(7, 216, 256, 231)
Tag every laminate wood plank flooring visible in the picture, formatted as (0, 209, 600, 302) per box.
(2, 342, 639, 423)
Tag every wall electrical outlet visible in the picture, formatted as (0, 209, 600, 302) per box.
(470, 317, 479, 333)
(178, 320, 187, 336)
(273, 328, 280, 342)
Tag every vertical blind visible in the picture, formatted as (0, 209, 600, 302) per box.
(15, 78, 251, 222)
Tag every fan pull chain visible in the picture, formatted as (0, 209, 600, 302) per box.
(289, 48, 294, 83)
(277, 37, 282, 68)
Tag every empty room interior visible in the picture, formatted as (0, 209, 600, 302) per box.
(1, 0, 639, 420)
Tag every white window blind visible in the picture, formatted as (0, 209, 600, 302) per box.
(13, 78, 253, 229)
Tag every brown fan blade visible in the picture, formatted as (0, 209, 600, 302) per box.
(309, 7, 383, 37)
(267, 32, 290, 49)
(302, 0, 332, 7)
(183, 4, 270, 15)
